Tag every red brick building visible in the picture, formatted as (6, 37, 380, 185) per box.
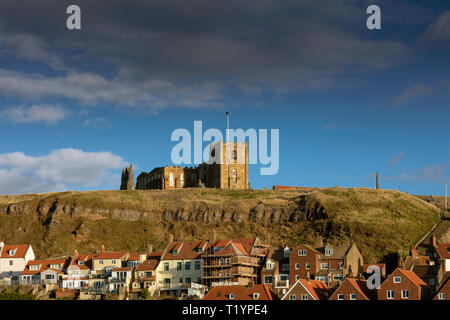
(433, 273, 449, 300)
(281, 279, 330, 301)
(289, 239, 363, 288)
(329, 278, 377, 300)
(202, 283, 277, 300)
(377, 268, 430, 300)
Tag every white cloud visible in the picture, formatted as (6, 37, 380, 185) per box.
(389, 151, 405, 166)
(384, 162, 449, 184)
(418, 11, 450, 45)
(0, 69, 224, 110)
(392, 83, 434, 107)
(322, 123, 338, 130)
(1, 104, 69, 124)
(0, 148, 127, 194)
(83, 118, 111, 129)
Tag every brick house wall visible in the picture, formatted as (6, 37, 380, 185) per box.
(378, 269, 428, 300)
(289, 245, 319, 285)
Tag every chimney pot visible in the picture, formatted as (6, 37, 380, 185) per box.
(100, 244, 105, 253)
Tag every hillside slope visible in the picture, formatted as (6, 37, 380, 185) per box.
(0, 188, 440, 264)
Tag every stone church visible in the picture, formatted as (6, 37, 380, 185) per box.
(120, 141, 249, 190)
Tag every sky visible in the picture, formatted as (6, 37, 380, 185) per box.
(0, 0, 449, 195)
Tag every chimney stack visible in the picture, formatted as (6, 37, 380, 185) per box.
(74, 249, 79, 258)
(100, 244, 105, 253)
(169, 234, 174, 244)
(145, 241, 153, 256)
(315, 235, 323, 248)
(431, 235, 437, 248)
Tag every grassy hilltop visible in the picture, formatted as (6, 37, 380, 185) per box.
(0, 188, 440, 266)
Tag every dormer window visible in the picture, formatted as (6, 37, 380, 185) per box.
(325, 246, 333, 256)
(29, 265, 41, 271)
(172, 250, 178, 255)
(8, 249, 16, 256)
(283, 248, 290, 258)
(78, 260, 85, 265)
(266, 260, 274, 270)
(252, 293, 260, 299)
(50, 264, 60, 270)
(229, 293, 235, 300)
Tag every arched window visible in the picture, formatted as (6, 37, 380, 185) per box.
(232, 169, 237, 183)
(180, 173, 184, 187)
(169, 173, 174, 187)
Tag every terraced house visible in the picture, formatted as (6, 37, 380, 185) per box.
(201, 237, 269, 287)
(157, 237, 208, 296)
(0, 242, 35, 285)
(289, 238, 364, 288)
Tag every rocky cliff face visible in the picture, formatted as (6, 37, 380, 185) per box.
(0, 188, 441, 263)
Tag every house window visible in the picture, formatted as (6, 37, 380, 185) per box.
(393, 276, 401, 283)
(229, 293, 235, 300)
(298, 250, 307, 256)
(266, 261, 274, 269)
(289, 294, 296, 300)
(112, 260, 116, 265)
(401, 290, 409, 299)
(337, 294, 345, 300)
(195, 261, 201, 270)
(305, 263, 310, 270)
(295, 264, 300, 270)
(301, 294, 308, 300)
(185, 262, 191, 270)
(179, 278, 183, 284)
(9, 260, 13, 266)
(350, 293, 357, 300)
(320, 263, 328, 269)
(438, 293, 445, 300)
(99, 260, 103, 264)
(252, 293, 260, 299)
(177, 262, 182, 270)
(185, 277, 191, 284)
(333, 274, 343, 281)
(283, 248, 290, 258)
(282, 264, 289, 272)
(387, 290, 394, 299)
(264, 276, 273, 284)
(339, 262, 344, 269)
(325, 246, 333, 256)
(169, 173, 174, 187)
(164, 262, 169, 271)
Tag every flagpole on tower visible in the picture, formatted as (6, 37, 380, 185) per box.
(226, 112, 230, 142)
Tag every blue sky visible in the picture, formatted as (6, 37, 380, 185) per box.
(0, 0, 448, 195)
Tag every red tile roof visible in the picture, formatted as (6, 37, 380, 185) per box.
(299, 279, 330, 300)
(363, 263, 386, 273)
(94, 251, 127, 260)
(112, 267, 132, 272)
(346, 278, 376, 300)
(397, 268, 428, 288)
(272, 185, 311, 190)
(22, 259, 67, 275)
(136, 259, 159, 271)
(0, 244, 31, 259)
(436, 244, 450, 259)
(203, 284, 276, 300)
(162, 240, 208, 260)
